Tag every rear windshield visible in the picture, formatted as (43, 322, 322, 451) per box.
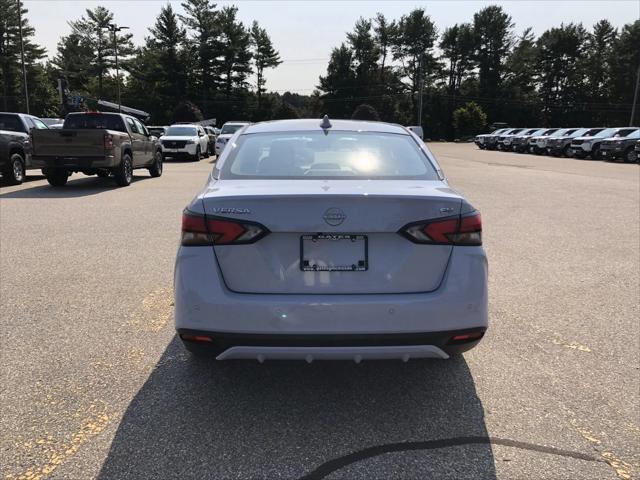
(0, 114, 25, 133)
(221, 124, 244, 135)
(219, 131, 439, 180)
(64, 114, 126, 132)
(166, 126, 197, 136)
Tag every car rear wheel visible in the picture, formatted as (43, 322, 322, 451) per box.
(4, 152, 25, 185)
(624, 147, 637, 163)
(46, 170, 69, 187)
(149, 150, 163, 177)
(114, 154, 133, 186)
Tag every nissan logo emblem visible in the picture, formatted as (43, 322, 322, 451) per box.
(323, 208, 346, 226)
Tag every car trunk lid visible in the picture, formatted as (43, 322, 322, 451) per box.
(200, 179, 462, 294)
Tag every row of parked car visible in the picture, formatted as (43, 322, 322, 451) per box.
(0, 110, 248, 186)
(474, 126, 640, 163)
(148, 121, 248, 158)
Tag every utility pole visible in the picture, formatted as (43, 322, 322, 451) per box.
(417, 54, 424, 127)
(16, 0, 29, 113)
(631, 64, 640, 127)
(102, 24, 128, 112)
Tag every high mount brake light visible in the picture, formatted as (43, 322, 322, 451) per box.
(181, 210, 269, 246)
(400, 212, 482, 246)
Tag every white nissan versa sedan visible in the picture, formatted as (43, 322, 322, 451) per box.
(174, 117, 488, 362)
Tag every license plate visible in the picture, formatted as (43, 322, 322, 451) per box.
(300, 234, 367, 272)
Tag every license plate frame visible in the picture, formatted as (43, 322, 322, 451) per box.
(300, 234, 368, 272)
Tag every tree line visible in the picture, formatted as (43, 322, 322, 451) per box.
(1, 0, 638, 138)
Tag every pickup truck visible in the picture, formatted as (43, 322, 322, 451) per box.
(0, 112, 49, 184)
(31, 112, 163, 187)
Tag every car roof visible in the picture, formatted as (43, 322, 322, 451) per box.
(244, 119, 409, 135)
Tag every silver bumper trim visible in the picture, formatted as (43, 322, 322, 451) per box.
(215, 345, 449, 362)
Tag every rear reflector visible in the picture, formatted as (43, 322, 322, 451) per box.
(180, 334, 213, 343)
(448, 331, 484, 344)
(181, 210, 269, 246)
(400, 212, 482, 246)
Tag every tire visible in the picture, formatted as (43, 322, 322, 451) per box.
(96, 170, 110, 178)
(4, 152, 25, 185)
(624, 147, 637, 163)
(149, 150, 163, 177)
(193, 146, 201, 162)
(114, 153, 133, 186)
(46, 170, 69, 187)
(591, 146, 601, 160)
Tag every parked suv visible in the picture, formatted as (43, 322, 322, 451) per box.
(496, 128, 523, 150)
(510, 128, 545, 153)
(161, 124, 209, 161)
(31, 112, 163, 187)
(600, 128, 640, 162)
(546, 128, 596, 156)
(528, 128, 559, 154)
(570, 127, 638, 160)
(214, 122, 250, 155)
(0, 112, 49, 184)
(474, 128, 509, 149)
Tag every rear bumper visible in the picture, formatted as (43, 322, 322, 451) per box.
(31, 155, 117, 169)
(174, 245, 488, 338)
(178, 328, 485, 360)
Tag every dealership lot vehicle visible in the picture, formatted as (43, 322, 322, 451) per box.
(204, 126, 217, 155)
(509, 128, 545, 153)
(175, 119, 487, 361)
(570, 127, 638, 159)
(474, 128, 509, 149)
(600, 128, 640, 162)
(214, 121, 250, 155)
(0, 112, 49, 184)
(546, 128, 595, 156)
(31, 112, 163, 186)
(501, 128, 537, 151)
(528, 128, 559, 154)
(147, 125, 168, 138)
(496, 128, 523, 150)
(160, 124, 209, 161)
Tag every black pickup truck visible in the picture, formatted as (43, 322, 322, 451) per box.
(0, 112, 49, 184)
(31, 112, 163, 187)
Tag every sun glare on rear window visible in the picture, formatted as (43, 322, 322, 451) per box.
(219, 131, 438, 180)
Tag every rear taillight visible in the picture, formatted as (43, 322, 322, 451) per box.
(104, 133, 114, 149)
(181, 210, 269, 246)
(400, 212, 482, 246)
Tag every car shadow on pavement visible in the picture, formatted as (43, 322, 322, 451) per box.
(97, 337, 496, 480)
(0, 175, 147, 198)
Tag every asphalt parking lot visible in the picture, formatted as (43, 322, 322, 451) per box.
(1, 144, 638, 479)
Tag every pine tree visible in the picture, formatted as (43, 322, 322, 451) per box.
(217, 6, 253, 98)
(63, 6, 134, 100)
(180, 0, 219, 111)
(250, 21, 281, 110)
(0, 0, 47, 112)
(473, 6, 514, 121)
(391, 8, 438, 121)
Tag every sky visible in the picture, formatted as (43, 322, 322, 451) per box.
(24, 0, 640, 94)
